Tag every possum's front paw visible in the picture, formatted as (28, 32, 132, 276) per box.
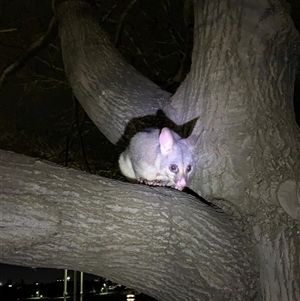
(137, 178, 167, 187)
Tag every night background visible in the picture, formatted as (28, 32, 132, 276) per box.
(1, 0, 300, 299)
(0, 263, 62, 284)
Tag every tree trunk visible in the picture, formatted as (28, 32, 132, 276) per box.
(1, 0, 300, 300)
(177, 1, 300, 300)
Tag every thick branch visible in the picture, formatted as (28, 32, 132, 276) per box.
(54, 0, 171, 144)
(0, 150, 254, 301)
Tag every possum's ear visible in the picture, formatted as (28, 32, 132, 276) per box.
(159, 127, 175, 155)
(186, 131, 202, 149)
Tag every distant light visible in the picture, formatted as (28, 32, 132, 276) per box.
(36, 291, 39, 296)
(0, 282, 2, 286)
(67, 276, 71, 281)
(36, 282, 39, 285)
(8, 284, 12, 288)
(127, 294, 135, 301)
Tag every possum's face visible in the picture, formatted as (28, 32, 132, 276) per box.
(159, 139, 194, 190)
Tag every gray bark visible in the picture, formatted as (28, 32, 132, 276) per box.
(0, 150, 254, 301)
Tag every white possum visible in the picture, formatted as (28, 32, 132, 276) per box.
(119, 127, 194, 190)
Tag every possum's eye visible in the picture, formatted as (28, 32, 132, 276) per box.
(186, 165, 192, 173)
(169, 164, 179, 173)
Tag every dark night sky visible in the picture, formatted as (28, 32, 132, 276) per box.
(0, 264, 96, 285)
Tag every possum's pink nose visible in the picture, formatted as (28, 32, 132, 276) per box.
(175, 178, 186, 190)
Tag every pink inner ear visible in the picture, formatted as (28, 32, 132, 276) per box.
(159, 128, 174, 155)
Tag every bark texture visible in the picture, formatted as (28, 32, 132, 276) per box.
(254, 225, 300, 301)
(0, 150, 254, 301)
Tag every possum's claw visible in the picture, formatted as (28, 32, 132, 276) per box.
(137, 178, 167, 187)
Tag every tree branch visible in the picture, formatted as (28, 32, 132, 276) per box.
(0, 149, 255, 301)
(54, 0, 171, 144)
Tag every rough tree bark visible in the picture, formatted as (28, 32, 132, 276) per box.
(1, 0, 300, 300)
